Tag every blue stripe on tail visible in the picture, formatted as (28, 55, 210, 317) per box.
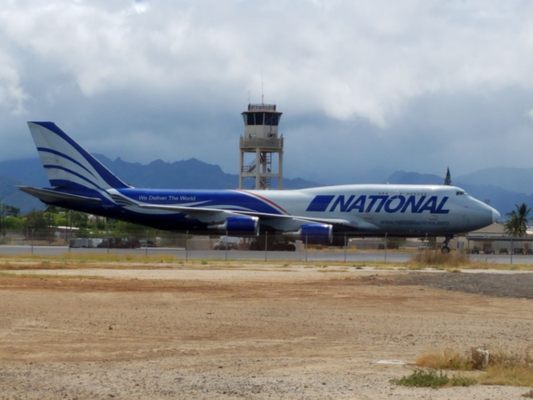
(37, 147, 97, 179)
(30, 121, 129, 189)
(43, 164, 107, 192)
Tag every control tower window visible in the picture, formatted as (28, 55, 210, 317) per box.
(245, 112, 263, 125)
(264, 113, 280, 126)
(254, 112, 264, 125)
(244, 112, 280, 125)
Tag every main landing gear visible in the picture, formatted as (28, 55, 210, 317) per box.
(441, 236, 453, 253)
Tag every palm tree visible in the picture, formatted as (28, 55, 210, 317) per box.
(504, 203, 531, 237)
(505, 203, 531, 254)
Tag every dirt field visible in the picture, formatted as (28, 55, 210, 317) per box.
(0, 265, 532, 399)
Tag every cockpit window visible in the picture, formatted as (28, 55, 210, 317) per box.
(456, 191, 465, 196)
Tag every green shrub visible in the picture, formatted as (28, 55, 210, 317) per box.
(392, 369, 449, 388)
(392, 369, 476, 388)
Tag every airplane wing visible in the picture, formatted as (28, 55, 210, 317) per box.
(130, 201, 378, 231)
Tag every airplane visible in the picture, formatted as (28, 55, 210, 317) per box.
(20, 121, 501, 252)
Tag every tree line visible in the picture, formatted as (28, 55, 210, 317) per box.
(0, 204, 157, 242)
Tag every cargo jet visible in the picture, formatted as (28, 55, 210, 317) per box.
(20, 122, 500, 251)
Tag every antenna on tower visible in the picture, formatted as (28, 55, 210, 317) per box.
(261, 76, 264, 105)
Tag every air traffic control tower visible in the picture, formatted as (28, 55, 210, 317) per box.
(239, 103, 284, 189)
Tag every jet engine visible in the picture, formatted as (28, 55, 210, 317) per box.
(211, 215, 259, 235)
(285, 223, 333, 244)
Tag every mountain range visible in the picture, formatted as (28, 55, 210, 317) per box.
(1, 155, 532, 217)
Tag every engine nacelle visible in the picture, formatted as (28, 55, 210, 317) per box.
(299, 223, 333, 244)
(214, 215, 259, 235)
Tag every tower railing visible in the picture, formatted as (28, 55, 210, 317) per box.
(240, 136, 283, 149)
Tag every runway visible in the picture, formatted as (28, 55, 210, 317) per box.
(0, 245, 531, 264)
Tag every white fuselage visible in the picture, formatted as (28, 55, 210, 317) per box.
(245, 184, 498, 236)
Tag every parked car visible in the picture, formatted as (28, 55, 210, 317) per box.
(213, 236, 241, 250)
(69, 238, 103, 248)
(97, 237, 140, 248)
(139, 239, 157, 247)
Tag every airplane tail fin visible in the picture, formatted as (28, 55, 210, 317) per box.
(27, 121, 129, 192)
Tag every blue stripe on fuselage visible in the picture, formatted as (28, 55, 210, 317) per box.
(119, 188, 284, 214)
(306, 195, 335, 212)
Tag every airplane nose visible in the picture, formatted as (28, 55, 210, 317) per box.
(492, 208, 501, 223)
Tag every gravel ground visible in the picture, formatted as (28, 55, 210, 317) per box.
(381, 271, 533, 298)
(0, 266, 531, 399)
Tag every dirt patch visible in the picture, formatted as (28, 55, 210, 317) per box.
(0, 267, 531, 399)
(0, 274, 236, 294)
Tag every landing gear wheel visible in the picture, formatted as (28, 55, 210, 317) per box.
(441, 235, 453, 254)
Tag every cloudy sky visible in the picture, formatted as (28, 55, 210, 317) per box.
(1, 0, 533, 184)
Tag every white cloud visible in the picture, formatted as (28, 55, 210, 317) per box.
(2, 0, 533, 125)
(1, 0, 533, 177)
(0, 51, 27, 115)
(132, 0, 149, 15)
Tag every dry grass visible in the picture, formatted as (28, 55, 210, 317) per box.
(416, 348, 473, 370)
(1, 252, 533, 273)
(482, 365, 533, 387)
(480, 348, 533, 387)
(416, 347, 533, 387)
(0, 253, 178, 268)
(0, 255, 395, 271)
(411, 250, 470, 268)
(0, 271, 104, 280)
